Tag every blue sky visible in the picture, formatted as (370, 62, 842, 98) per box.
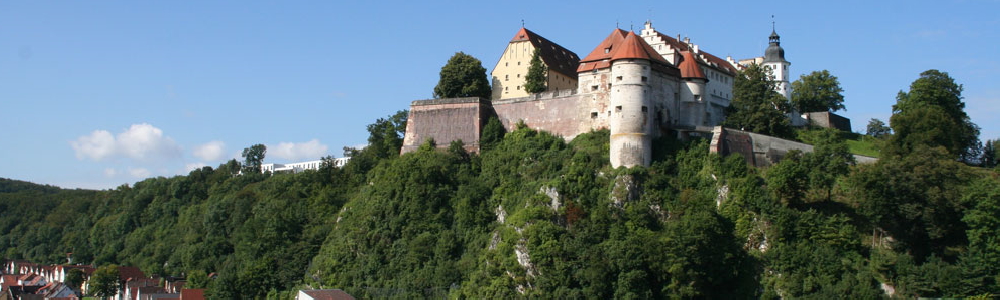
(2, 1, 998, 189)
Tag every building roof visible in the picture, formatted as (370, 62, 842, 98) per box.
(579, 30, 677, 75)
(579, 29, 628, 66)
(118, 266, 146, 282)
(179, 289, 205, 300)
(300, 289, 355, 300)
(508, 27, 581, 78)
(764, 30, 786, 63)
(610, 32, 670, 64)
(648, 31, 739, 75)
(679, 51, 706, 80)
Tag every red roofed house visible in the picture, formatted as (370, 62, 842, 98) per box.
(491, 27, 581, 100)
(295, 289, 354, 300)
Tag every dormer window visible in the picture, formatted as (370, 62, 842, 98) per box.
(604, 47, 611, 54)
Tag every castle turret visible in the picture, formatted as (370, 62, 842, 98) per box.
(763, 28, 791, 99)
(678, 50, 708, 127)
(607, 32, 660, 168)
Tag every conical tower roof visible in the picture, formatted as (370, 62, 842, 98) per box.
(678, 51, 706, 80)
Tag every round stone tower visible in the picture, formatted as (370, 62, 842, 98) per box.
(609, 33, 654, 168)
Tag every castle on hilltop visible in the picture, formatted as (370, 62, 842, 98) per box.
(402, 21, 856, 168)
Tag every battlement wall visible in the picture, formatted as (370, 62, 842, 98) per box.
(491, 90, 595, 141)
(804, 111, 852, 132)
(401, 97, 487, 154)
(709, 126, 876, 167)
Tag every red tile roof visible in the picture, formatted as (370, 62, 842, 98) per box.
(508, 27, 581, 78)
(180, 289, 206, 300)
(679, 51, 706, 80)
(611, 32, 671, 65)
(579, 29, 628, 65)
(118, 266, 146, 281)
(301, 289, 355, 300)
(579, 30, 678, 76)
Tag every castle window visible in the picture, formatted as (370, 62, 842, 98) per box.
(506, 62, 508, 66)
(615, 106, 622, 112)
(616, 76, 622, 82)
(641, 76, 647, 82)
(505, 75, 509, 81)
(517, 86, 521, 90)
(517, 74, 520, 78)
(608, 83, 612, 89)
(518, 62, 521, 65)
(591, 85, 599, 91)
(591, 112, 598, 119)
(641, 106, 648, 112)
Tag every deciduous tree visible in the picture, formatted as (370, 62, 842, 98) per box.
(890, 69, 980, 160)
(241, 144, 266, 174)
(866, 118, 890, 138)
(90, 264, 120, 298)
(724, 63, 794, 138)
(433, 52, 491, 99)
(790, 70, 845, 112)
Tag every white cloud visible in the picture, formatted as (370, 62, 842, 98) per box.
(71, 130, 116, 160)
(104, 168, 118, 177)
(129, 167, 151, 178)
(270, 139, 329, 161)
(117, 124, 181, 160)
(193, 141, 226, 161)
(71, 123, 181, 162)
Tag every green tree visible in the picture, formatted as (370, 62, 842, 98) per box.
(790, 70, 846, 112)
(65, 268, 86, 291)
(724, 63, 794, 138)
(433, 52, 491, 99)
(849, 147, 971, 260)
(890, 69, 980, 160)
(480, 116, 506, 152)
(90, 264, 121, 298)
(982, 139, 997, 168)
(241, 144, 266, 174)
(866, 118, 891, 138)
(803, 128, 854, 200)
(524, 48, 547, 93)
(186, 269, 210, 289)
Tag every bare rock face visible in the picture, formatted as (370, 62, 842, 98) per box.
(610, 173, 642, 206)
(540, 186, 561, 211)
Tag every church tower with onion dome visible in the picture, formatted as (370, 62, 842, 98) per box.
(762, 27, 791, 99)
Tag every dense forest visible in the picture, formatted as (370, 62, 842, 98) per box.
(2, 69, 1000, 298)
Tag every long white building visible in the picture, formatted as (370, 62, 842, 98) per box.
(261, 157, 349, 173)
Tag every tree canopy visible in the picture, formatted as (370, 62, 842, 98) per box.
(790, 70, 845, 112)
(723, 63, 794, 138)
(524, 48, 547, 93)
(433, 52, 491, 99)
(889, 69, 980, 160)
(866, 118, 890, 138)
(241, 144, 266, 174)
